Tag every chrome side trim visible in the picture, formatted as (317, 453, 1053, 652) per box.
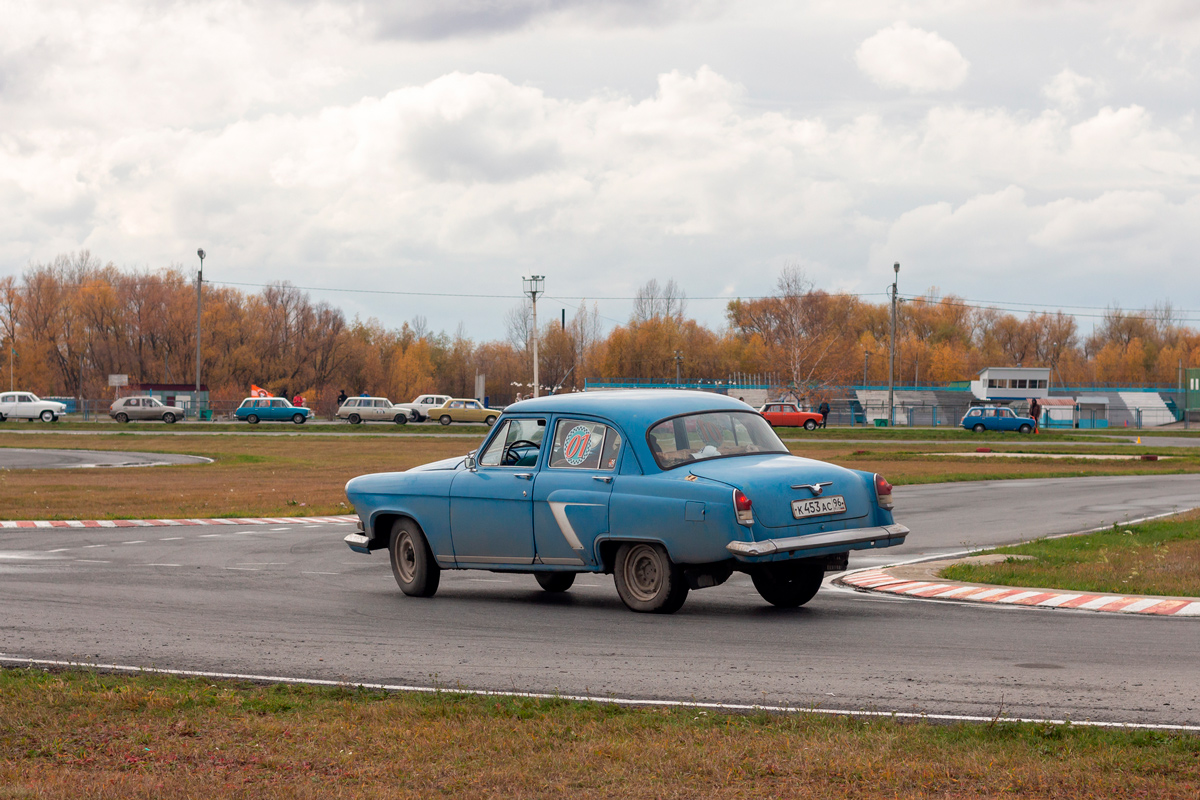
(454, 555, 536, 565)
(548, 501, 603, 552)
(539, 556, 587, 566)
(726, 523, 909, 558)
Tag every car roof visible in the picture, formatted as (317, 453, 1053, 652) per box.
(506, 390, 752, 430)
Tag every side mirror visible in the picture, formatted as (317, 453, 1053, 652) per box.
(464, 454, 477, 472)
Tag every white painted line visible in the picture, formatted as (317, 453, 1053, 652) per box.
(65, 521, 84, 528)
(468, 578, 512, 583)
(2, 655, 1197, 733)
(234, 562, 288, 566)
(122, 540, 146, 545)
(225, 567, 259, 571)
(1176, 602, 1200, 616)
(141, 563, 181, 567)
(46, 548, 70, 553)
(74, 560, 110, 563)
(199, 534, 223, 538)
(301, 571, 340, 575)
(98, 521, 116, 527)
(159, 537, 183, 541)
(1037, 594, 1082, 607)
(83, 544, 106, 549)
(270, 527, 290, 531)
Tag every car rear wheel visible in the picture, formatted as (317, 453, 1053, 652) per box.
(40, 410, 56, 423)
(115, 412, 129, 424)
(804, 419, 817, 431)
(389, 519, 440, 597)
(348, 413, 361, 425)
(613, 542, 688, 613)
(0, 413, 6, 423)
(439, 415, 452, 426)
(751, 560, 824, 608)
(393, 414, 407, 425)
(1019, 423, 1033, 434)
(973, 423, 985, 433)
(485, 415, 497, 427)
(535, 572, 576, 592)
(246, 414, 260, 424)
(163, 412, 176, 424)
(293, 413, 306, 425)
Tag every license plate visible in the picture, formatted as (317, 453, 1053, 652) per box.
(791, 495, 846, 519)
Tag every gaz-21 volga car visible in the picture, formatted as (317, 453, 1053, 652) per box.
(343, 390, 908, 613)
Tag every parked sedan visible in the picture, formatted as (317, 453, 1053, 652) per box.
(427, 398, 498, 426)
(961, 406, 1035, 434)
(337, 396, 408, 425)
(343, 390, 908, 613)
(759, 402, 824, 430)
(110, 396, 187, 424)
(0, 392, 66, 423)
(234, 397, 313, 425)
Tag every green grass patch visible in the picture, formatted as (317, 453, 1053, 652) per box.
(2, 667, 1198, 799)
(941, 511, 1200, 597)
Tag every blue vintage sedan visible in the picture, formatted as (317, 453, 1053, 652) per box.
(343, 390, 908, 613)
(234, 397, 313, 425)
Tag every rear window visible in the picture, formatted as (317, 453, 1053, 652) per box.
(646, 411, 788, 470)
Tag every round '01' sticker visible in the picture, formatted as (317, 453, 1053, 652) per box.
(563, 425, 597, 466)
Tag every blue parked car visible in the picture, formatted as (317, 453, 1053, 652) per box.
(344, 390, 908, 613)
(234, 396, 313, 425)
(961, 406, 1035, 434)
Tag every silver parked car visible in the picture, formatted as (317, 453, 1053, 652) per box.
(337, 396, 409, 425)
(110, 396, 187, 424)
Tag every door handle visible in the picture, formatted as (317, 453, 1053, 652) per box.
(514, 473, 533, 480)
(592, 475, 613, 484)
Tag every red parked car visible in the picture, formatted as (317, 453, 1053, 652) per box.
(759, 402, 823, 430)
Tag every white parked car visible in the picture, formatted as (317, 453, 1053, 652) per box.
(390, 394, 452, 422)
(337, 396, 409, 425)
(0, 391, 67, 423)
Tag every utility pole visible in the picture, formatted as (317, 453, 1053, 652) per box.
(195, 249, 205, 408)
(863, 350, 869, 387)
(888, 262, 899, 425)
(523, 276, 544, 398)
(674, 350, 683, 385)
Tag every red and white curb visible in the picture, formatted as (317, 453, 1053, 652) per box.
(839, 568, 1200, 617)
(1, 515, 357, 529)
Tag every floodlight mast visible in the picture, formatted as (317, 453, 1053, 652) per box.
(888, 262, 899, 426)
(195, 249, 205, 402)
(523, 276, 545, 398)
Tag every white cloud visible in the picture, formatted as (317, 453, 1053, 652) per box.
(855, 21, 969, 93)
(1043, 69, 1100, 111)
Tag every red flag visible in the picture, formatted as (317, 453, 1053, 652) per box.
(251, 384, 274, 398)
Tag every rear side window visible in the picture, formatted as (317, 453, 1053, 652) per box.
(549, 418, 620, 471)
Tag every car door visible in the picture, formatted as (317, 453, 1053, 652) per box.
(17, 393, 38, 418)
(0, 393, 15, 418)
(448, 416, 545, 564)
(782, 404, 800, 426)
(997, 408, 1017, 431)
(532, 417, 621, 566)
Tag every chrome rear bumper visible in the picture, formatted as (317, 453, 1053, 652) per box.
(726, 523, 909, 559)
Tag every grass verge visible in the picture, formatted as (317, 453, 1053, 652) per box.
(941, 510, 1200, 597)
(2, 668, 1198, 799)
(3, 434, 1199, 520)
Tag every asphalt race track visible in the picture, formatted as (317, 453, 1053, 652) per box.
(2, 475, 1199, 727)
(0, 448, 212, 469)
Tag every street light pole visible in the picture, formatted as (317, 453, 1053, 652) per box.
(674, 350, 683, 385)
(523, 276, 545, 398)
(888, 262, 899, 426)
(195, 249, 205, 405)
(863, 349, 869, 387)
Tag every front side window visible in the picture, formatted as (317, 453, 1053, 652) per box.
(647, 411, 787, 470)
(479, 417, 546, 467)
(549, 418, 620, 471)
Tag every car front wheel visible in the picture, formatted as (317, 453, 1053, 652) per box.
(393, 414, 407, 425)
(613, 542, 688, 613)
(751, 560, 824, 608)
(535, 572, 576, 592)
(804, 419, 817, 431)
(115, 412, 129, 424)
(1019, 424, 1033, 434)
(40, 410, 56, 423)
(389, 520, 440, 597)
(163, 412, 177, 424)
(439, 415, 452, 426)
(973, 423, 985, 433)
(293, 413, 306, 425)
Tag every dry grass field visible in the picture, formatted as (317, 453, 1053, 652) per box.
(2, 668, 1198, 800)
(1, 433, 1197, 520)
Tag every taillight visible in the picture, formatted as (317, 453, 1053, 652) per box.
(733, 489, 754, 525)
(874, 473, 894, 510)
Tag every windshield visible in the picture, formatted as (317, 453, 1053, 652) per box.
(646, 411, 788, 469)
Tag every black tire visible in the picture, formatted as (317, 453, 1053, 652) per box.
(535, 572, 576, 592)
(0, 413, 6, 423)
(751, 561, 824, 608)
(485, 415, 497, 427)
(613, 542, 688, 613)
(393, 414, 408, 425)
(163, 412, 177, 424)
(115, 412, 129, 424)
(348, 413, 361, 425)
(1019, 424, 1032, 434)
(247, 414, 260, 425)
(293, 413, 306, 425)
(40, 410, 56, 423)
(389, 520, 440, 597)
(973, 423, 985, 433)
(804, 419, 817, 431)
(439, 415, 452, 426)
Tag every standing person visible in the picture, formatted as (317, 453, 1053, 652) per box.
(1029, 398, 1040, 433)
(818, 400, 831, 429)
(337, 389, 347, 406)
(293, 393, 304, 408)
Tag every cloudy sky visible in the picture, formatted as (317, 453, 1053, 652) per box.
(4, 0, 1200, 339)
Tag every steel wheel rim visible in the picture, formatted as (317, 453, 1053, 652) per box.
(394, 531, 417, 584)
(624, 544, 663, 602)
